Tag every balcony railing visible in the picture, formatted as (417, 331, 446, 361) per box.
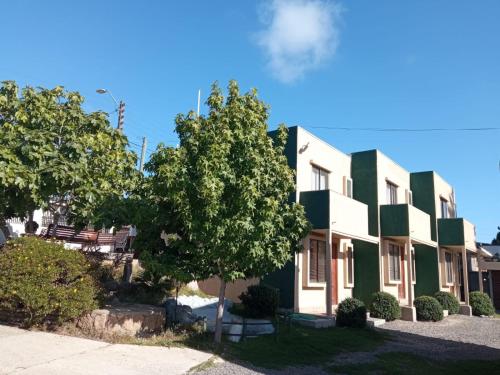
(299, 190, 372, 241)
(380, 204, 433, 244)
(438, 218, 476, 251)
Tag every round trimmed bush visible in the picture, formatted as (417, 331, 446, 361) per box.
(414, 296, 443, 321)
(369, 292, 401, 321)
(434, 291, 459, 315)
(0, 237, 98, 326)
(239, 284, 279, 318)
(336, 298, 367, 328)
(469, 291, 495, 316)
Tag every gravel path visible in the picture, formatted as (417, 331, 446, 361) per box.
(195, 315, 500, 375)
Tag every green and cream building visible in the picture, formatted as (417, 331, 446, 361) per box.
(264, 126, 480, 320)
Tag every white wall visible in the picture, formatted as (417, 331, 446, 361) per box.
(296, 127, 352, 195)
(376, 151, 411, 205)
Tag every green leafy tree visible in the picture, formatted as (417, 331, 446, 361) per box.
(144, 81, 310, 344)
(0, 81, 138, 229)
(492, 226, 500, 245)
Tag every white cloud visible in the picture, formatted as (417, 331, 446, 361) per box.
(256, 0, 342, 83)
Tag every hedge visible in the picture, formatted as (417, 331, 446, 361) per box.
(369, 291, 401, 321)
(0, 237, 98, 326)
(434, 291, 459, 315)
(336, 298, 367, 328)
(414, 296, 443, 322)
(469, 291, 495, 316)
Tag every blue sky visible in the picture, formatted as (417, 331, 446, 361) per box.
(2, 1, 499, 242)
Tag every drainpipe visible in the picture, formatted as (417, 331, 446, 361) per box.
(326, 228, 333, 316)
(462, 246, 470, 305)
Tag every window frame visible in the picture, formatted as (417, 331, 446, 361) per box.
(344, 176, 353, 198)
(406, 189, 413, 206)
(386, 242, 402, 284)
(444, 251, 454, 286)
(308, 238, 327, 285)
(311, 165, 329, 191)
(410, 246, 416, 284)
(344, 243, 355, 288)
(440, 197, 449, 219)
(386, 180, 398, 205)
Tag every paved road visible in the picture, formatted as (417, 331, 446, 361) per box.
(0, 325, 212, 375)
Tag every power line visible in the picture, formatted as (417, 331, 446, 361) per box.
(308, 125, 500, 132)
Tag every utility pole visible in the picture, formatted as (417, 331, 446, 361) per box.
(117, 101, 125, 132)
(139, 136, 147, 172)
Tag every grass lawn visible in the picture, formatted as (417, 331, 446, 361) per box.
(328, 352, 500, 375)
(225, 324, 385, 369)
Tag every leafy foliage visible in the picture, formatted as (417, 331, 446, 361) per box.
(0, 237, 98, 326)
(239, 284, 279, 319)
(336, 298, 367, 328)
(369, 291, 401, 321)
(434, 291, 460, 315)
(140, 81, 310, 342)
(469, 291, 495, 316)
(0, 81, 138, 227)
(413, 296, 443, 321)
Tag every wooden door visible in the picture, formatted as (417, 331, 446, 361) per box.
(398, 245, 406, 300)
(331, 242, 338, 305)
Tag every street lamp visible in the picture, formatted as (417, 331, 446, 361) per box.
(96, 88, 124, 131)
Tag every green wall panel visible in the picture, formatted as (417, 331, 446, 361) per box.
(438, 218, 465, 246)
(411, 172, 437, 241)
(351, 150, 379, 236)
(413, 244, 440, 297)
(380, 204, 409, 237)
(261, 260, 295, 309)
(299, 190, 329, 229)
(353, 239, 380, 305)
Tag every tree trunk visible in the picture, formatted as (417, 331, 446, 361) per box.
(214, 278, 227, 345)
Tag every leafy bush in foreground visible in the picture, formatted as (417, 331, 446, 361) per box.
(369, 291, 401, 321)
(0, 237, 98, 326)
(469, 291, 495, 316)
(414, 296, 443, 322)
(434, 291, 460, 315)
(336, 298, 367, 328)
(239, 284, 279, 319)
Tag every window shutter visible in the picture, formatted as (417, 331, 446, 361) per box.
(317, 241, 326, 282)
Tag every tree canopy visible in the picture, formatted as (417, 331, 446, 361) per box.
(0, 81, 138, 227)
(143, 81, 310, 343)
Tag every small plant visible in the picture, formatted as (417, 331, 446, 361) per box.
(469, 291, 495, 316)
(239, 284, 279, 319)
(414, 296, 443, 321)
(369, 292, 401, 321)
(336, 298, 367, 328)
(0, 237, 98, 327)
(434, 291, 460, 315)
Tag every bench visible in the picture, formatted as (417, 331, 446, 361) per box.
(43, 224, 98, 245)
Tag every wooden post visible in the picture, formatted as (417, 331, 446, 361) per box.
(325, 229, 333, 316)
(406, 238, 413, 307)
(462, 246, 470, 305)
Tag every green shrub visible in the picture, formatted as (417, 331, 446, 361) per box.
(414, 296, 443, 321)
(369, 292, 401, 321)
(336, 298, 367, 328)
(469, 291, 495, 316)
(239, 284, 279, 319)
(0, 237, 98, 326)
(434, 291, 460, 315)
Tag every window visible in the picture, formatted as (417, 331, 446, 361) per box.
(386, 181, 398, 204)
(309, 239, 326, 283)
(457, 254, 463, 286)
(440, 198, 449, 219)
(444, 251, 453, 284)
(343, 176, 353, 198)
(311, 165, 329, 190)
(406, 189, 413, 205)
(344, 244, 354, 287)
(410, 247, 416, 283)
(388, 243, 402, 282)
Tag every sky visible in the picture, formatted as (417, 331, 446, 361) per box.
(1, 0, 499, 242)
